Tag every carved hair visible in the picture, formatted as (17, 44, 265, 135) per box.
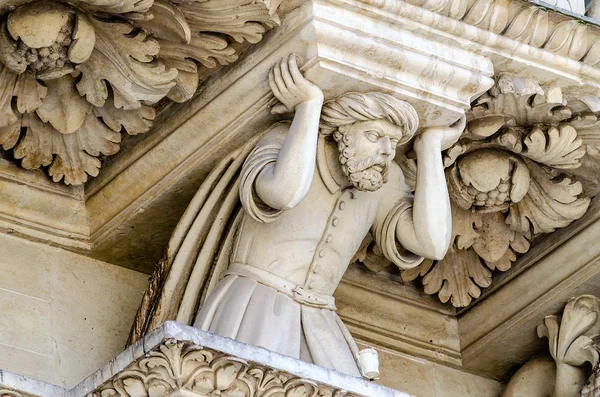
(319, 92, 419, 145)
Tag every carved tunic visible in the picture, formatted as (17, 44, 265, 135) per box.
(195, 127, 422, 377)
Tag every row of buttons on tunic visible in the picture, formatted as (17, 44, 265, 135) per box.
(306, 189, 355, 291)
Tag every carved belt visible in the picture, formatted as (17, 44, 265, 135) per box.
(226, 263, 337, 310)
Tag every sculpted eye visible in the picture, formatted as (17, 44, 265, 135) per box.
(390, 138, 399, 146)
(365, 131, 379, 142)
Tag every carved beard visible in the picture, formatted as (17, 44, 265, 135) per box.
(335, 130, 390, 192)
(345, 154, 390, 191)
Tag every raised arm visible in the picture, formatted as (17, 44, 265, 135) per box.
(396, 116, 466, 260)
(254, 55, 324, 210)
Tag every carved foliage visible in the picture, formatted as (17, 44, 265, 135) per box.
(0, 0, 280, 184)
(503, 295, 600, 397)
(89, 341, 357, 397)
(398, 76, 596, 307)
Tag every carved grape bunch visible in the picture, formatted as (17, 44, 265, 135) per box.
(447, 150, 529, 213)
(18, 24, 73, 74)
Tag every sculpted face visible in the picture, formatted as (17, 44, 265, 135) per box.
(335, 119, 403, 191)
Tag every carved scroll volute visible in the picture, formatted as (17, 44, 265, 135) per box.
(0, 0, 281, 185)
(393, 75, 598, 307)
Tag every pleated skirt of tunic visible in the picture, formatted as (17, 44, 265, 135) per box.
(193, 274, 361, 377)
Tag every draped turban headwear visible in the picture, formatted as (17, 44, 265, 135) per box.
(319, 92, 419, 145)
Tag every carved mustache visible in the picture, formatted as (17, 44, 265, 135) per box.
(346, 155, 390, 174)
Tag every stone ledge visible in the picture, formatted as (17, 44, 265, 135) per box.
(0, 322, 411, 397)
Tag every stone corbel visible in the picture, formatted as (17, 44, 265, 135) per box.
(0, 0, 282, 185)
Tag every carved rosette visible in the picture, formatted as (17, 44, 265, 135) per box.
(0, 0, 280, 185)
(397, 75, 599, 307)
(89, 340, 356, 397)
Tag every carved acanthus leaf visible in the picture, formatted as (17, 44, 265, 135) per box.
(14, 113, 120, 184)
(403, 248, 492, 307)
(176, 0, 281, 44)
(505, 296, 600, 397)
(14, 73, 47, 113)
(36, 75, 92, 134)
(77, 18, 177, 109)
(522, 125, 585, 169)
(508, 162, 590, 235)
(134, 0, 191, 45)
(0, 0, 281, 184)
(94, 95, 155, 135)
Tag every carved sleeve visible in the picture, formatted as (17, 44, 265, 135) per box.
(371, 164, 424, 269)
(239, 128, 286, 223)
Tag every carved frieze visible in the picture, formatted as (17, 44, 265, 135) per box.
(89, 340, 360, 397)
(0, 0, 280, 184)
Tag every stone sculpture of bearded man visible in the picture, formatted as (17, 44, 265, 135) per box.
(193, 54, 464, 379)
(322, 92, 418, 191)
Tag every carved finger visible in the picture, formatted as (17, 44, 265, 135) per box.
(269, 68, 283, 101)
(288, 54, 304, 86)
(451, 114, 467, 132)
(273, 61, 288, 96)
(280, 56, 296, 93)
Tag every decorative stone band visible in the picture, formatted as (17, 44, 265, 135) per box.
(0, 389, 39, 397)
(0, 322, 411, 397)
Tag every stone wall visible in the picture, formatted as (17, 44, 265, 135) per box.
(0, 232, 147, 388)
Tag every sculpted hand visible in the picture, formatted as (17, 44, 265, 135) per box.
(269, 54, 324, 114)
(415, 114, 466, 151)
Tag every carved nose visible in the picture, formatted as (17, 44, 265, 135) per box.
(379, 137, 393, 156)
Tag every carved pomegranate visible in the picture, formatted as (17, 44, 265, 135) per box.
(447, 149, 531, 213)
(0, 1, 95, 79)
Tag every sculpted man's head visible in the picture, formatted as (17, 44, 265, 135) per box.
(320, 92, 419, 191)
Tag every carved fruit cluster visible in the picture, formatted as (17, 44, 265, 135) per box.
(465, 178, 511, 207)
(18, 24, 73, 74)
